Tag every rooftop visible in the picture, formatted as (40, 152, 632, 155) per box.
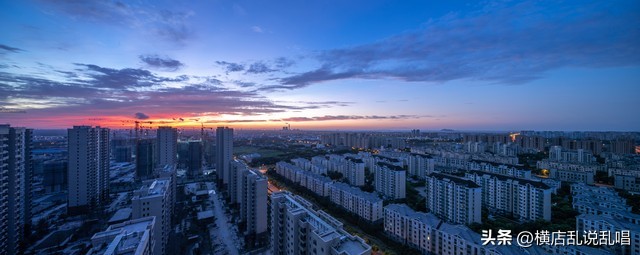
(467, 170, 550, 189)
(376, 162, 404, 171)
(134, 178, 171, 199)
(427, 172, 481, 188)
(384, 204, 442, 227)
(331, 182, 382, 203)
(332, 235, 371, 255)
(108, 208, 132, 224)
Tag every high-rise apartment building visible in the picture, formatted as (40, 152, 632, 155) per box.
(383, 204, 522, 255)
(136, 138, 155, 179)
(67, 126, 110, 213)
(424, 173, 482, 225)
(610, 138, 635, 155)
(240, 166, 268, 246)
(384, 204, 441, 253)
(374, 162, 406, 199)
(407, 153, 434, 179)
(465, 170, 552, 221)
(187, 140, 202, 176)
(216, 127, 233, 188)
(0, 125, 33, 255)
(131, 177, 173, 255)
(156, 126, 177, 167)
(270, 192, 371, 255)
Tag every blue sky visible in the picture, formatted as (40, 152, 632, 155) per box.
(0, 0, 639, 131)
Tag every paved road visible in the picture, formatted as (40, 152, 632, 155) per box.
(210, 183, 240, 255)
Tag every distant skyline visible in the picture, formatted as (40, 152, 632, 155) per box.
(1, 0, 639, 131)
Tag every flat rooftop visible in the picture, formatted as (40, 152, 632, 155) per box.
(332, 236, 371, 255)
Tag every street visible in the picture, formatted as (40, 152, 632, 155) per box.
(209, 182, 240, 255)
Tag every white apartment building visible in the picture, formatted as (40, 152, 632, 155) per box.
(156, 126, 177, 167)
(270, 192, 371, 255)
(329, 182, 383, 223)
(465, 170, 552, 221)
(549, 146, 596, 164)
(549, 168, 594, 184)
(383, 204, 522, 255)
(131, 178, 173, 255)
(68, 126, 110, 212)
(407, 153, 435, 179)
(275, 161, 333, 197)
(424, 173, 482, 225)
(89, 217, 156, 255)
(308, 155, 365, 186)
(537, 160, 605, 173)
(383, 204, 441, 253)
(571, 183, 640, 225)
(468, 160, 532, 179)
(275, 161, 382, 222)
(615, 174, 640, 192)
(240, 167, 268, 244)
(342, 157, 365, 186)
(577, 214, 640, 255)
(374, 162, 406, 200)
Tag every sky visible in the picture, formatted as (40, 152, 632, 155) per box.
(0, 0, 639, 131)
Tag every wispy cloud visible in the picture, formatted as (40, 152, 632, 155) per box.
(272, 0, 640, 89)
(139, 55, 184, 71)
(246, 62, 275, 74)
(281, 115, 421, 122)
(38, 0, 194, 45)
(251, 26, 264, 33)
(216, 61, 245, 73)
(0, 44, 23, 54)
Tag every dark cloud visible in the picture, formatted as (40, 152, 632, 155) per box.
(281, 115, 420, 122)
(246, 62, 275, 74)
(273, 57, 295, 69)
(0, 62, 351, 120)
(134, 112, 149, 119)
(274, 0, 640, 89)
(280, 65, 360, 86)
(139, 55, 184, 71)
(216, 61, 245, 73)
(0, 44, 23, 53)
(75, 63, 179, 89)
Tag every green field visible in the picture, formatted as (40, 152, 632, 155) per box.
(234, 146, 286, 158)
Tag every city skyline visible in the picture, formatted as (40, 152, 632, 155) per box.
(1, 0, 639, 131)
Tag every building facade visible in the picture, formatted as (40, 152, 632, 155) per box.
(465, 171, 552, 221)
(156, 126, 177, 167)
(0, 125, 33, 255)
(270, 192, 371, 255)
(424, 173, 482, 225)
(131, 177, 173, 255)
(374, 162, 406, 199)
(67, 126, 110, 213)
(216, 127, 233, 188)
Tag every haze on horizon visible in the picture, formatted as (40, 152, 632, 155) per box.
(1, 0, 639, 131)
